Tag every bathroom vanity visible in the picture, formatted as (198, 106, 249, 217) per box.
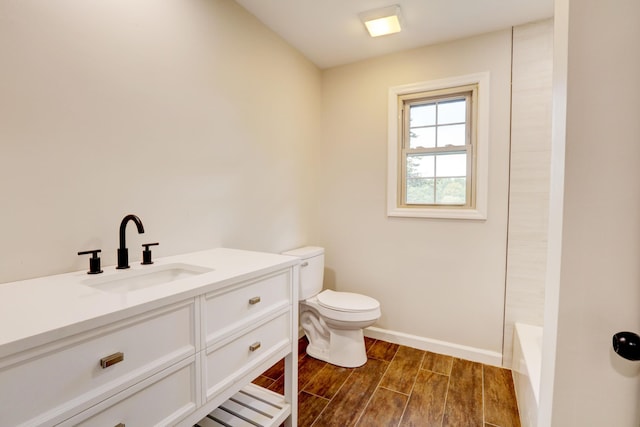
(0, 248, 299, 427)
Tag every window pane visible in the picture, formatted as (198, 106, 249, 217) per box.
(435, 153, 466, 177)
(438, 99, 466, 124)
(435, 177, 467, 204)
(437, 124, 466, 147)
(406, 154, 434, 178)
(410, 104, 436, 127)
(409, 127, 435, 148)
(406, 178, 435, 204)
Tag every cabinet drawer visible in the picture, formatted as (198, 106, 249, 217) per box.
(59, 356, 197, 427)
(0, 300, 196, 427)
(203, 311, 290, 401)
(203, 271, 291, 345)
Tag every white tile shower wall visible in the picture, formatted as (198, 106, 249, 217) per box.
(503, 19, 554, 367)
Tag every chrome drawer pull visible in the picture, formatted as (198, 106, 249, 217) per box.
(249, 296, 261, 305)
(100, 352, 124, 369)
(249, 342, 261, 352)
(301, 261, 309, 267)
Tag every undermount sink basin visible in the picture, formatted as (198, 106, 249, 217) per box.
(84, 263, 213, 293)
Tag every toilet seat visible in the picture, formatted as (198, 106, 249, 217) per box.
(303, 290, 381, 324)
(317, 289, 379, 312)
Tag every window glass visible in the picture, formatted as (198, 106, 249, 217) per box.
(435, 178, 467, 204)
(405, 153, 467, 205)
(409, 127, 436, 148)
(437, 124, 466, 147)
(406, 178, 435, 204)
(407, 154, 435, 178)
(403, 92, 471, 207)
(438, 99, 466, 124)
(435, 153, 466, 177)
(409, 104, 436, 127)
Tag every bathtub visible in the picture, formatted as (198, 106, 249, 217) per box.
(512, 323, 542, 427)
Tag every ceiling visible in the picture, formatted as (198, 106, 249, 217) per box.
(233, 0, 554, 69)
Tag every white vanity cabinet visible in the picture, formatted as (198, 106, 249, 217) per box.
(0, 248, 298, 427)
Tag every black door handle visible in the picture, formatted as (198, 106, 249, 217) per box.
(612, 331, 640, 361)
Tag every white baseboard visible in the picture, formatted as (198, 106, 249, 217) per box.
(364, 326, 503, 367)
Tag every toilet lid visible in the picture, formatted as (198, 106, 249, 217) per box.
(317, 290, 380, 312)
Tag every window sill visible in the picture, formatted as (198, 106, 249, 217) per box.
(387, 206, 487, 220)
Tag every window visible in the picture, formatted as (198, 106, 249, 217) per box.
(387, 73, 489, 219)
(402, 88, 474, 206)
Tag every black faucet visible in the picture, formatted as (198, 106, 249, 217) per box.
(116, 214, 145, 269)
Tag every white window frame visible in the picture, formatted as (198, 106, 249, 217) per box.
(387, 72, 490, 220)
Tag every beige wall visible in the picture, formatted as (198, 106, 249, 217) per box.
(541, 0, 640, 424)
(0, 0, 322, 283)
(314, 30, 513, 359)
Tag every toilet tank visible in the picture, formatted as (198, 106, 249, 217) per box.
(282, 246, 324, 301)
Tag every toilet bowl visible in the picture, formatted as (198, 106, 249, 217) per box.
(282, 246, 381, 368)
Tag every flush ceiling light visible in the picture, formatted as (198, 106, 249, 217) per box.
(359, 5, 403, 37)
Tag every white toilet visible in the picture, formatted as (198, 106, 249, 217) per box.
(282, 246, 381, 368)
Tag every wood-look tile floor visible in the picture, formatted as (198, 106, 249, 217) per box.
(253, 337, 520, 427)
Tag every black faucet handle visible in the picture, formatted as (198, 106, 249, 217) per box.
(78, 249, 103, 274)
(141, 242, 159, 265)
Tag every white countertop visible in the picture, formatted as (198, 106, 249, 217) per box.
(0, 248, 299, 359)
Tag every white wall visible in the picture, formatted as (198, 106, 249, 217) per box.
(541, 0, 640, 424)
(313, 30, 513, 362)
(0, 0, 321, 283)
(503, 19, 553, 367)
